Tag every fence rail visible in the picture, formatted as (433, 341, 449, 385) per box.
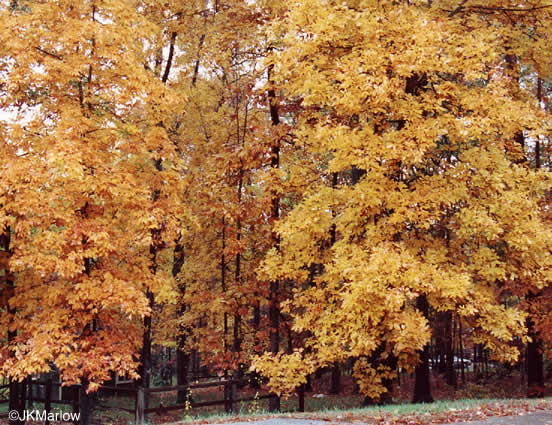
(2, 375, 287, 425)
(0, 379, 80, 424)
(133, 377, 275, 424)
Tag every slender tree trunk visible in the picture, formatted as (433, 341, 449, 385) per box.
(232, 167, 244, 400)
(361, 347, 396, 406)
(438, 337, 446, 374)
(527, 293, 544, 397)
(3, 228, 25, 425)
(458, 318, 465, 385)
(250, 300, 262, 389)
(446, 315, 457, 388)
(173, 238, 190, 403)
(267, 64, 281, 412)
(329, 364, 341, 395)
(78, 379, 94, 425)
(535, 77, 542, 169)
(79, 207, 97, 425)
(526, 92, 544, 395)
(140, 159, 163, 407)
(413, 295, 434, 403)
(140, 290, 153, 405)
(222, 217, 228, 345)
(328, 173, 341, 396)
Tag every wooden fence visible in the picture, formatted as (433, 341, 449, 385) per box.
(0, 379, 80, 424)
(0, 377, 288, 425)
(0, 383, 8, 405)
(103, 378, 275, 425)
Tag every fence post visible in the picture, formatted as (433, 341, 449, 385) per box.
(135, 387, 145, 425)
(45, 378, 52, 425)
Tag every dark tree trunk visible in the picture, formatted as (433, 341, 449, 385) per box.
(3, 229, 25, 425)
(268, 64, 281, 413)
(140, 158, 163, 407)
(361, 349, 396, 406)
(438, 340, 446, 374)
(412, 295, 434, 403)
(444, 311, 457, 388)
(140, 290, 154, 407)
(8, 381, 24, 425)
(536, 78, 542, 169)
(222, 217, 228, 345)
(327, 173, 340, 396)
(458, 318, 465, 385)
(527, 296, 544, 397)
(79, 380, 95, 425)
(329, 363, 341, 394)
(250, 301, 262, 389)
(526, 92, 544, 397)
(297, 383, 305, 412)
(268, 278, 280, 412)
(176, 341, 190, 403)
(173, 238, 190, 403)
(305, 374, 313, 392)
(233, 167, 244, 391)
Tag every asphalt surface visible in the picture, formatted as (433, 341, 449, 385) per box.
(208, 412, 552, 425)
(209, 421, 331, 425)
(438, 411, 552, 424)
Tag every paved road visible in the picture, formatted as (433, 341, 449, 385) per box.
(207, 412, 552, 425)
(208, 420, 330, 425)
(438, 411, 552, 424)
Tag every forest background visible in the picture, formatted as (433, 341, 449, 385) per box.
(1, 0, 552, 422)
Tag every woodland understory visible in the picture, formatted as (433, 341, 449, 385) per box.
(1, 0, 552, 424)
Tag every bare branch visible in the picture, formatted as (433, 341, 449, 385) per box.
(34, 47, 63, 61)
(162, 32, 177, 84)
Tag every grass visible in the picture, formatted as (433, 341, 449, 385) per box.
(1, 371, 550, 424)
(165, 397, 552, 425)
(2, 392, 552, 425)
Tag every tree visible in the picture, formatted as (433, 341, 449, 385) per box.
(252, 0, 552, 402)
(0, 0, 186, 397)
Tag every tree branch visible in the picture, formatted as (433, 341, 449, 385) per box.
(34, 47, 63, 61)
(162, 32, 177, 84)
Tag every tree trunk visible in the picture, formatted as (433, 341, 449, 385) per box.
(412, 295, 434, 403)
(444, 311, 457, 388)
(329, 363, 341, 394)
(361, 349, 396, 406)
(527, 297, 544, 397)
(267, 64, 281, 413)
(233, 167, 244, 391)
(3, 229, 25, 425)
(8, 381, 24, 425)
(140, 158, 163, 406)
(140, 290, 154, 408)
(526, 90, 544, 397)
(176, 342, 190, 403)
(173, 238, 190, 403)
(268, 277, 280, 412)
(458, 318, 465, 385)
(79, 380, 94, 425)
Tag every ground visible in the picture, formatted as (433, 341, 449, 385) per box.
(1, 369, 551, 424)
(199, 414, 552, 425)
